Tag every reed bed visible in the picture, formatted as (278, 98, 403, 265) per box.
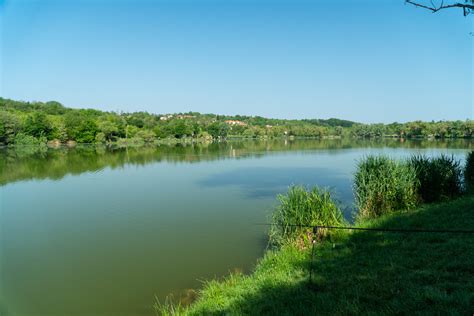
(464, 151, 474, 193)
(409, 154, 462, 203)
(354, 156, 418, 219)
(268, 185, 346, 247)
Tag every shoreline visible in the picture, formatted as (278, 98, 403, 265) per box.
(1, 135, 473, 150)
(158, 195, 474, 315)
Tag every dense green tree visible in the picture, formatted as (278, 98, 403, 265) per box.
(98, 120, 119, 141)
(207, 122, 229, 138)
(24, 112, 53, 139)
(135, 129, 156, 143)
(168, 120, 192, 138)
(43, 101, 67, 115)
(50, 119, 68, 142)
(75, 120, 98, 143)
(95, 132, 106, 144)
(126, 115, 145, 128)
(0, 111, 21, 144)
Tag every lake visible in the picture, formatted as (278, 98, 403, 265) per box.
(1, 139, 472, 316)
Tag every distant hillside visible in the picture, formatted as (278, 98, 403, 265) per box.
(0, 97, 472, 145)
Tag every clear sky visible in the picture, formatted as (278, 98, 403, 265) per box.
(0, 0, 472, 123)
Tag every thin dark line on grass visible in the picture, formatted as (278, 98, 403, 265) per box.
(256, 223, 474, 234)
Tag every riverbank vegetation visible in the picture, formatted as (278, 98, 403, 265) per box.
(464, 151, 474, 193)
(269, 186, 346, 247)
(410, 155, 463, 203)
(354, 156, 418, 219)
(354, 154, 464, 219)
(155, 152, 474, 315)
(1, 97, 474, 146)
(162, 196, 474, 315)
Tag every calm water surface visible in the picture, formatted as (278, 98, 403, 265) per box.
(1, 139, 472, 316)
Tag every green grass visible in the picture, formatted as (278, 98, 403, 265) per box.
(157, 196, 474, 315)
(465, 151, 474, 193)
(410, 154, 463, 203)
(268, 186, 346, 247)
(354, 156, 418, 219)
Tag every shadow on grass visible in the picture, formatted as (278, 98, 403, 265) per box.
(195, 197, 474, 315)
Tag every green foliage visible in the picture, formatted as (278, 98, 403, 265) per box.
(0, 111, 21, 144)
(49, 119, 68, 142)
(464, 151, 474, 193)
(269, 186, 346, 247)
(98, 120, 119, 141)
(43, 101, 66, 115)
(74, 120, 98, 143)
(153, 295, 188, 316)
(64, 111, 99, 141)
(242, 128, 256, 138)
(207, 122, 229, 138)
(125, 124, 139, 138)
(169, 120, 193, 138)
(23, 112, 52, 139)
(1, 97, 473, 146)
(135, 129, 156, 143)
(13, 133, 46, 146)
(95, 132, 106, 144)
(355, 154, 464, 219)
(354, 156, 419, 219)
(196, 131, 212, 139)
(410, 155, 463, 203)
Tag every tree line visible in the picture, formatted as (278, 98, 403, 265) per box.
(0, 97, 473, 145)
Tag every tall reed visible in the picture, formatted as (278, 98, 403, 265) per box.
(269, 185, 345, 247)
(153, 295, 188, 316)
(410, 155, 462, 203)
(464, 151, 474, 193)
(354, 156, 418, 219)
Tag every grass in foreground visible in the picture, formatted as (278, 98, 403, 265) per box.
(354, 155, 418, 219)
(268, 186, 346, 247)
(157, 196, 474, 315)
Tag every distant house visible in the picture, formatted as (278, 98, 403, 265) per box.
(160, 115, 173, 121)
(225, 120, 247, 126)
(176, 115, 195, 119)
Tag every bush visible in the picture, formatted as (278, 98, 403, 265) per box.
(410, 155, 462, 203)
(95, 132, 106, 144)
(13, 133, 47, 146)
(354, 156, 418, 219)
(135, 129, 156, 143)
(464, 151, 474, 193)
(269, 186, 345, 247)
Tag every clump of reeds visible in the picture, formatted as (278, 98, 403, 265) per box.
(354, 156, 418, 219)
(153, 295, 188, 316)
(409, 154, 462, 203)
(269, 185, 346, 248)
(464, 151, 474, 193)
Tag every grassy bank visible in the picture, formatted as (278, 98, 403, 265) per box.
(159, 196, 474, 315)
(156, 152, 474, 315)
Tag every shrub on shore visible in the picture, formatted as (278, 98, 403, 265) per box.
(354, 156, 418, 219)
(409, 155, 462, 203)
(464, 151, 474, 193)
(13, 133, 47, 146)
(269, 185, 346, 247)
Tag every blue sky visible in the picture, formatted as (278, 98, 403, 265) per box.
(0, 0, 472, 123)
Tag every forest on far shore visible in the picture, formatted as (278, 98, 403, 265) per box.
(1, 97, 473, 146)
